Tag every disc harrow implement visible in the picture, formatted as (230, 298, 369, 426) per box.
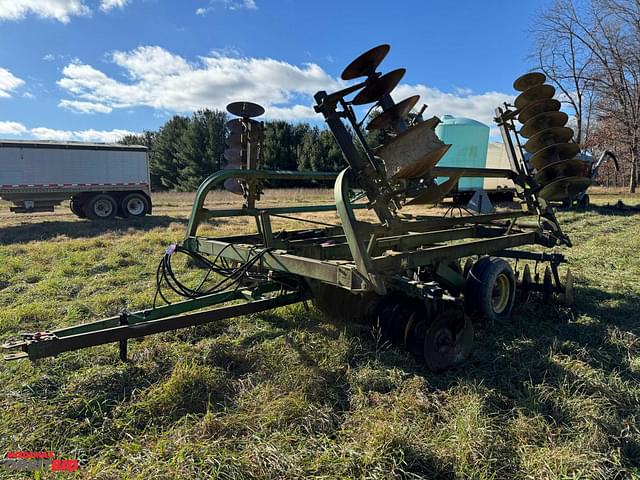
(4, 46, 578, 372)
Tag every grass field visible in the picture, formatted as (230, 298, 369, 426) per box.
(0, 189, 639, 479)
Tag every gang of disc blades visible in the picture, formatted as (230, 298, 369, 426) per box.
(352, 68, 406, 105)
(405, 173, 462, 205)
(520, 111, 569, 138)
(392, 144, 451, 180)
(523, 126, 574, 153)
(224, 147, 241, 162)
(341, 44, 391, 80)
(538, 176, 592, 201)
(226, 101, 265, 118)
(530, 142, 581, 170)
(513, 72, 547, 92)
(514, 84, 556, 110)
(366, 95, 420, 131)
(223, 178, 244, 194)
(226, 119, 243, 133)
(518, 98, 561, 124)
(534, 158, 587, 184)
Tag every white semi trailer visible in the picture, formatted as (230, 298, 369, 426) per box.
(0, 140, 152, 220)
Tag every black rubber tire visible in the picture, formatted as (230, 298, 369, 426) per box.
(69, 197, 86, 218)
(120, 192, 150, 218)
(83, 194, 117, 220)
(464, 257, 516, 322)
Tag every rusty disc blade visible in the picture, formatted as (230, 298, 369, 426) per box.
(223, 178, 244, 195)
(224, 148, 241, 162)
(518, 98, 561, 124)
(520, 111, 569, 138)
(523, 126, 574, 153)
(515, 84, 556, 110)
(423, 310, 473, 372)
(352, 68, 406, 105)
(226, 132, 242, 147)
(534, 158, 587, 184)
(366, 95, 420, 131)
(530, 142, 580, 170)
(226, 119, 243, 133)
(405, 174, 462, 205)
(341, 44, 391, 80)
(513, 72, 547, 92)
(226, 101, 265, 118)
(538, 176, 592, 201)
(392, 144, 451, 180)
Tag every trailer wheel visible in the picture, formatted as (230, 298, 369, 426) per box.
(464, 257, 516, 322)
(70, 197, 86, 218)
(84, 194, 117, 220)
(121, 193, 149, 218)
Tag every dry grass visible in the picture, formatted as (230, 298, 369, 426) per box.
(0, 188, 639, 479)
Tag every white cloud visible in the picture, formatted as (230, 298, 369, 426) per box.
(30, 127, 134, 142)
(55, 45, 512, 127)
(196, 0, 256, 14)
(0, 67, 25, 98)
(58, 45, 340, 120)
(100, 0, 129, 13)
(59, 99, 113, 113)
(0, 0, 91, 23)
(0, 120, 133, 142)
(0, 121, 28, 135)
(393, 83, 511, 127)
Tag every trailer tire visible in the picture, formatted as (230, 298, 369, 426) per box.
(464, 257, 516, 322)
(120, 193, 150, 218)
(70, 197, 86, 218)
(84, 194, 117, 220)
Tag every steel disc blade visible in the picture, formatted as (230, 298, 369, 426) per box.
(366, 95, 420, 131)
(225, 158, 243, 168)
(518, 98, 561, 124)
(392, 144, 451, 180)
(513, 71, 547, 92)
(226, 133, 242, 148)
(223, 178, 244, 195)
(534, 158, 587, 184)
(530, 142, 580, 170)
(538, 176, 592, 201)
(515, 84, 556, 110)
(562, 268, 574, 306)
(405, 173, 461, 205)
(341, 44, 391, 80)
(352, 69, 406, 105)
(226, 119, 243, 133)
(423, 310, 473, 372)
(224, 148, 241, 162)
(226, 101, 265, 118)
(523, 126, 574, 153)
(520, 111, 569, 138)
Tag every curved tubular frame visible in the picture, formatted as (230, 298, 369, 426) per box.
(335, 168, 387, 294)
(186, 169, 340, 238)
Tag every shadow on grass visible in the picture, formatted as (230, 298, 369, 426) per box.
(0, 215, 189, 245)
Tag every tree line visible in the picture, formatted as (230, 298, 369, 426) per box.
(532, 0, 640, 191)
(120, 110, 349, 192)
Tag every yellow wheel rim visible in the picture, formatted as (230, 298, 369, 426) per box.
(491, 274, 510, 314)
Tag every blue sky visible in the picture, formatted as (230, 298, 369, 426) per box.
(0, 0, 552, 142)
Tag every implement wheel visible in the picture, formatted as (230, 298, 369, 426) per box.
(465, 257, 516, 322)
